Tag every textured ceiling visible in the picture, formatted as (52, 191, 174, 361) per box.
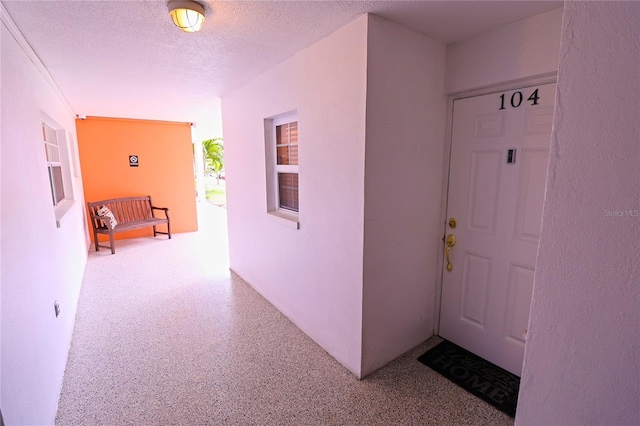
(1, 0, 562, 140)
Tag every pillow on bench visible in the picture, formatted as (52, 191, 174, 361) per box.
(97, 205, 118, 229)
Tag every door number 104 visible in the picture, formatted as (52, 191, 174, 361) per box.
(499, 88, 540, 110)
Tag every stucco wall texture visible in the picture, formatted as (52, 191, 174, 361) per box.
(446, 8, 563, 94)
(223, 15, 369, 376)
(361, 15, 447, 377)
(516, 2, 640, 425)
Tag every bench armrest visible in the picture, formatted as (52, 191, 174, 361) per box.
(89, 213, 114, 230)
(150, 205, 170, 219)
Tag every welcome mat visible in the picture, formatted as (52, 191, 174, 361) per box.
(417, 340, 520, 417)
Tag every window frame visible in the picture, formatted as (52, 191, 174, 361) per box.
(274, 118, 298, 213)
(41, 114, 75, 227)
(42, 121, 65, 206)
(264, 111, 300, 229)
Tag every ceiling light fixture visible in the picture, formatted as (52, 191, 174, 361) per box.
(168, 0, 205, 33)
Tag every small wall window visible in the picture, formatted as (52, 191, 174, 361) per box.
(265, 112, 299, 222)
(42, 121, 65, 206)
(275, 120, 299, 212)
(42, 115, 75, 227)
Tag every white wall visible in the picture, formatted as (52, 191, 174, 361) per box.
(361, 15, 446, 376)
(1, 15, 88, 425)
(446, 7, 563, 94)
(517, 2, 640, 424)
(222, 15, 368, 376)
(223, 8, 568, 379)
(0, 16, 3, 425)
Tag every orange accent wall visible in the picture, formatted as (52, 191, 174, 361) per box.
(77, 117, 197, 242)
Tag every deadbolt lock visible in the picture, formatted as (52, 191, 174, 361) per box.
(448, 218, 457, 229)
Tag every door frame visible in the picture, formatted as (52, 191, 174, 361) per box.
(433, 72, 558, 336)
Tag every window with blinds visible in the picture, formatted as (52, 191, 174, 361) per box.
(43, 122, 65, 206)
(275, 120, 299, 212)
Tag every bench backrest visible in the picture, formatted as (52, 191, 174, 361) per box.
(87, 196, 155, 228)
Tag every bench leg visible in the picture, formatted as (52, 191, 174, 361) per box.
(93, 230, 100, 251)
(153, 223, 171, 239)
(108, 232, 115, 254)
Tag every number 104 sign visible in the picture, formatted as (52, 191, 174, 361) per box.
(499, 88, 540, 110)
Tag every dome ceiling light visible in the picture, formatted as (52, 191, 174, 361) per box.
(168, 0, 205, 33)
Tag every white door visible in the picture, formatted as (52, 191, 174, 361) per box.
(439, 83, 556, 376)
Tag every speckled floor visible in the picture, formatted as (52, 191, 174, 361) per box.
(55, 203, 513, 425)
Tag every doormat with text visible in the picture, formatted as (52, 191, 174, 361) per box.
(417, 340, 520, 417)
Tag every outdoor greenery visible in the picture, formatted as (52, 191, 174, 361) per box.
(201, 138, 226, 207)
(205, 188, 227, 207)
(202, 138, 224, 184)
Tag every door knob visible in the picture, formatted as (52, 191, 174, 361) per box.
(445, 234, 456, 272)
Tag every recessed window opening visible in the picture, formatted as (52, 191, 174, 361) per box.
(42, 121, 65, 206)
(265, 111, 299, 220)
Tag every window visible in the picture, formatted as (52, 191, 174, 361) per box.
(42, 121, 65, 206)
(275, 120, 299, 212)
(265, 112, 299, 226)
(41, 115, 75, 227)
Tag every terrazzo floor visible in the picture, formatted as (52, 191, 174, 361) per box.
(55, 202, 513, 425)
